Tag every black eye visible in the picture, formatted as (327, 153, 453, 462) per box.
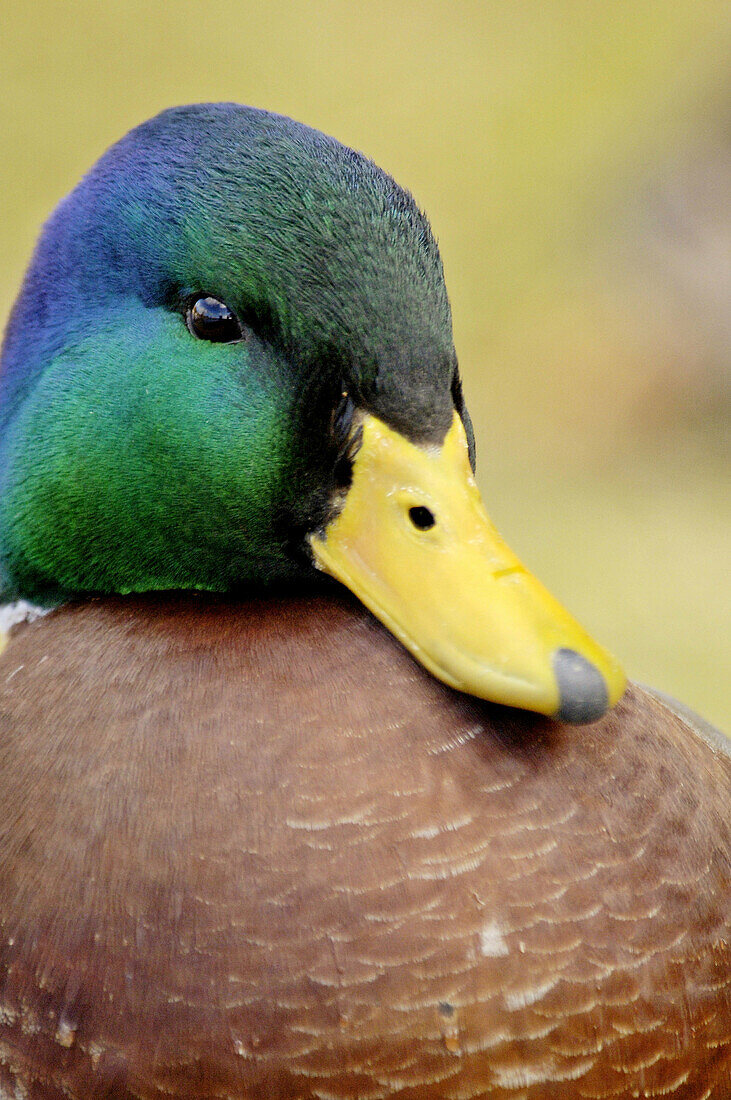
(186, 296, 242, 343)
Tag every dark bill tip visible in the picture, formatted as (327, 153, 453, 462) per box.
(553, 647, 610, 724)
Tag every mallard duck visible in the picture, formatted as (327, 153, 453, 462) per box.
(0, 104, 727, 1099)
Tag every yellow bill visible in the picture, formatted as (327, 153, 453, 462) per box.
(309, 411, 625, 723)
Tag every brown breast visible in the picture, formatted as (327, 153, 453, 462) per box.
(0, 593, 728, 1099)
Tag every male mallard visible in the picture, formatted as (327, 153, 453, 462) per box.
(0, 105, 727, 1099)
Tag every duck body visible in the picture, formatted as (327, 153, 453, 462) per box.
(0, 594, 729, 1100)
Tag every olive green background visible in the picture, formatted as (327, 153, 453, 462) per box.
(2, 2, 729, 726)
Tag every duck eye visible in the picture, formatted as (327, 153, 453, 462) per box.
(186, 296, 242, 343)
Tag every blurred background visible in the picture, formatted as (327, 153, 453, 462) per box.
(2, 1, 729, 726)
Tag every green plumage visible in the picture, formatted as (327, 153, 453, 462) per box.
(0, 104, 471, 604)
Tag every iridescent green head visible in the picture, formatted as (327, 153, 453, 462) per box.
(0, 103, 463, 603)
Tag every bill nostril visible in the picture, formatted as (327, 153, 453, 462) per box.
(409, 506, 435, 531)
(553, 648, 609, 724)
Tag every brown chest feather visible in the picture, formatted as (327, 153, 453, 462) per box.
(0, 594, 729, 1099)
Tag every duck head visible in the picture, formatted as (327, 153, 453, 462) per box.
(0, 103, 624, 721)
